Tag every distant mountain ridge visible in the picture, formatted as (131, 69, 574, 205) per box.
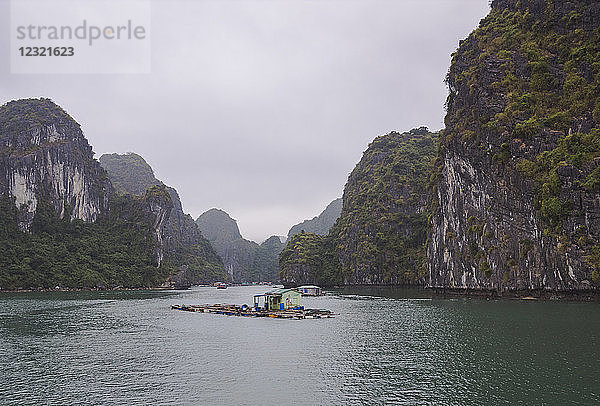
(196, 209, 284, 282)
(287, 198, 342, 240)
(195, 208, 243, 252)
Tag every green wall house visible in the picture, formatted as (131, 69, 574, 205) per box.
(254, 288, 302, 311)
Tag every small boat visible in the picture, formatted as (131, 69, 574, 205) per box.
(216, 283, 228, 289)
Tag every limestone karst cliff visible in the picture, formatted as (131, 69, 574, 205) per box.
(99, 153, 227, 285)
(280, 0, 600, 296)
(429, 0, 600, 292)
(279, 231, 341, 287)
(280, 128, 438, 287)
(0, 98, 111, 232)
(0, 98, 200, 289)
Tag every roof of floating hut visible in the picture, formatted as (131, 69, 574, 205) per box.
(263, 288, 299, 296)
(254, 289, 302, 301)
(297, 285, 321, 289)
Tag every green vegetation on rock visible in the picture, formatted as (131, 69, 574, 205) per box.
(279, 232, 342, 287)
(333, 128, 436, 285)
(99, 153, 161, 196)
(431, 0, 600, 290)
(99, 153, 228, 285)
(0, 98, 226, 289)
(280, 128, 438, 286)
(0, 188, 170, 290)
(447, 0, 600, 230)
(0, 98, 77, 135)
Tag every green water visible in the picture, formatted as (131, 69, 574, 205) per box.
(0, 286, 598, 405)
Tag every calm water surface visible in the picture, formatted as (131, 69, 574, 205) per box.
(0, 286, 598, 405)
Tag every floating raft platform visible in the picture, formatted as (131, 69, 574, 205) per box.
(171, 304, 334, 319)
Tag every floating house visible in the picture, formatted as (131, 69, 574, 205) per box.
(254, 288, 302, 311)
(296, 285, 322, 296)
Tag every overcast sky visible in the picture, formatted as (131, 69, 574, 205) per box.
(0, 0, 490, 242)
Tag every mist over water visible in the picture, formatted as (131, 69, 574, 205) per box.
(1, 286, 598, 405)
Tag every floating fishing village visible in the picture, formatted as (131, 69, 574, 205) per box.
(171, 285, 334, 319)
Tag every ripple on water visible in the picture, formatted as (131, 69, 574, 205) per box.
(0, 287, 599, 405)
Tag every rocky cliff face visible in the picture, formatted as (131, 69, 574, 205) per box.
(99, 153, 227, 285)
(196, 208, 284, 282)
(429, 0, 600, 292)
(287, 198, 342, 240)
(0, 99, 176, 289)
(280, 128, 438, 287)
(143, 186, 173, 267)
(105, 184, 174, 268)
(0, 99, 110, 231)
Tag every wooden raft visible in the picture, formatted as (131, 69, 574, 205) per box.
(171, 304, 334, 319)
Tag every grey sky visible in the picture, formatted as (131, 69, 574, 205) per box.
(0, 0, 490, 242)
